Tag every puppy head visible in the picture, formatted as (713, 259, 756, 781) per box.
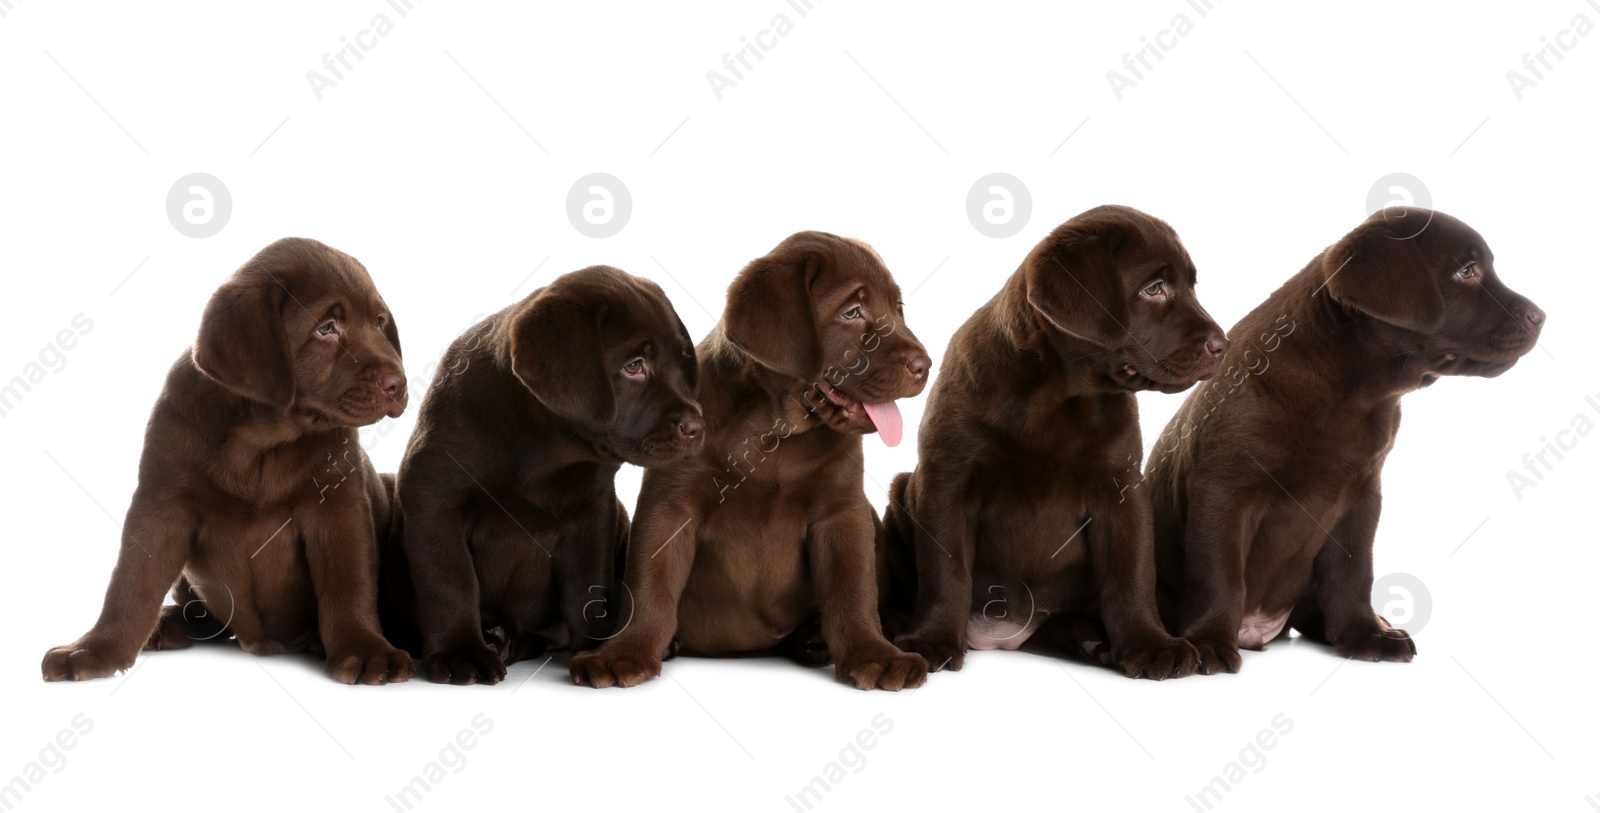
(1323, 207, 1544, 378)
(509, 266, 702, 467)
(723, 231, 930, 446)
(1022, 205, 1228, 393)
(192, 238, 406, 425)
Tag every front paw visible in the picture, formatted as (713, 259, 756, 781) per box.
(1113, 635, 1201, 680)
(569, 646, 662, 688)
(421, 643, 503, 686)
(327, 644, 415, 685)
(42, 639, 135, 682)
(1333, 626, 1416, 662)
(837, 646, 928, 691)
(892, 633, 965, 672)
(1189, 638, 1243, 676)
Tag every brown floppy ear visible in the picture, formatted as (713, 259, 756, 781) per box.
(192, 273, 296, 410)
(723, 248, 824, 381)
(509, 292, 615, 427)
(1023, 222, 1131, 349)
(1323, 215, 1444, 333)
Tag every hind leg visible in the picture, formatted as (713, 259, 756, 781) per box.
(508, 634, 550, 664)
(145, 576, 231, 651)
(879, 606, 913, 642)
(781, 616, 832, 668)
(1288, 594, 1326, 644)
(1023, 612, 1112, 667)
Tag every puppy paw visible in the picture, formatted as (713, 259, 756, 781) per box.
(421, 644, 503, 686)
(891, 633, 964, 672)
(327, 645, 415, 685)
(42, 639, 134, 682)
(1113, 635, 1201, 680)
(782, 621, 833, 667)
(483, 626, 511, 661)
(1333, 627, 1416, 663)
(569, 648, 661, 689)
(837, 647, 928, 691)
(1190, 638, 1243, 675)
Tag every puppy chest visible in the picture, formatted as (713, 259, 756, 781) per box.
(979, 428, 1137, 500)
(970, 485, 1106, 589)
(679, 525, 816, 645)
(217, 428, 363, 505)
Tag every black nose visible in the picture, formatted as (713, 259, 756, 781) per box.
(1204, 333, 1230, 358)
(378, 370, 406, 400)
(1523, 305, 1546, 327)
(677, 414, 703, 441)
(904, 354, 932, 383)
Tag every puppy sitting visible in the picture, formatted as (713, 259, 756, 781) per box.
(1145, 207, 1545, 672)
(389, 266, 703, 685)
(885, 206, 1228, 679)
(571, 231, 933, 691)
(43, 238, 413, 684)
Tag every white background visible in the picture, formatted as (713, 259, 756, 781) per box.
(3, 1, 1596, 810)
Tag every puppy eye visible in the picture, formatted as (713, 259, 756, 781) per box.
(841, 305, 864, 320)
(623, 358, 646, 376)
(316, 320, 337, 336)
(1142, 281, 1166, 298)
(1455, 262, 1478, 280)
(376, 314, 389, 328)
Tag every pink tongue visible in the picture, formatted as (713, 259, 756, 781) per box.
(862, 400, 903, 447)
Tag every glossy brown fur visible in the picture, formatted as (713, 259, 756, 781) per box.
(884, 206, 1228, 679)
(42, 238, 413, 684)
(571, 231, 934, 691)
(389, 266, 703, 685)
(1145, 208, 1545, 673)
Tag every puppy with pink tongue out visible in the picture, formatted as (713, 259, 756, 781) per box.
(819, 378, 910, 446)
(572, 232, 934, 691)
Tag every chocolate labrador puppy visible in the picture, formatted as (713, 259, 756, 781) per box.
(42, 238, 413, 684)
(1145, 207, 1545, 673)
(884, 205, 1228, 679)
(390, 266, 703, 685)
(571, 231, 933, 691)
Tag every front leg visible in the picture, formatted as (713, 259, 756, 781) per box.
(1177, 479, 1261, 675)
(558, 496, 626, 653)
(1088, 489, 1200, 680)
(889, 470, 974, 672)
(302, 479, 414, 685)
(813, 500, 928, 691)
(43, 492, 189, 681)
(399, 482, 504, 686)
(570, 477, 695, 689)
(1304, 482, 1415, 662)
